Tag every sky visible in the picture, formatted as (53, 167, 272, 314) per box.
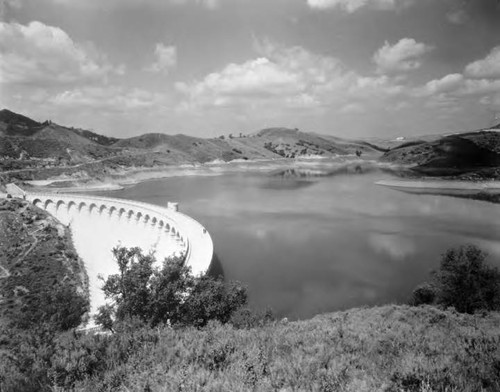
(1, 0, 500, 139)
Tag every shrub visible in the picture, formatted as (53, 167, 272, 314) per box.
(412, 245, 500, 313)
(179, 276, 247, 327)
(410, 283, 436, 306)
(230, 307, 276, 329)
(97, 246, 248, 329)
(14, 283, 87, 331)
(433, 245, 500, 313)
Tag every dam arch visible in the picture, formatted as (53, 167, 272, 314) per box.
(17, 188, 213, 325)
(23, 191, 212, 270)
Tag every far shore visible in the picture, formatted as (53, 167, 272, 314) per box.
(20, 158, 500, 195)
(22, 156, 388, 193)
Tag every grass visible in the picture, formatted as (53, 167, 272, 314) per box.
(49, 305, 500, 392)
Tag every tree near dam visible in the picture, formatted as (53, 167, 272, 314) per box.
(96, 245, 249, 330)
(411, 244, 500, 314)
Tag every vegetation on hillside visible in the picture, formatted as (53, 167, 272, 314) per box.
(0, 109, 386, 186)
(0, 199, 89, 391)
(381, 133, 500, 179)
(0, 199, 88, 330)
(5, 108, 500, 186)
(96, 246, 249, 330)
(2, 198, 500, 391)
(412, 245, 500, 313)
(4, 305, 500, 391)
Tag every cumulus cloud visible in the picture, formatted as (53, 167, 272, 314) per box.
(145, 43, 177, 73)
(415, 74, 500, 99)
(464, 46, 500, 79)
(373, 38, 433, 74)
(306, 0, 411, 12)
(177, 57, 301, 98)
(175, 56, 307, 112)
(175, 40, 406, 119)
(0, 21, 116, 85)
(415, 44, 500, 101)
(461, 79, 500, 96)
(175, 44, 340, 110)
(418, 73, 464, 96)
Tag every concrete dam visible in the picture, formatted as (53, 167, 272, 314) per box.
(10, 186, 214, 321)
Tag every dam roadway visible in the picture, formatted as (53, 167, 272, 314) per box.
(6, 185, 214, 324)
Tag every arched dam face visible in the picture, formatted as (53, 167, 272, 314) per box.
(23, 192, 213, 322)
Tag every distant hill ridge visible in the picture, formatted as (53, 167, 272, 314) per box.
(0, 109, 383, 166)
(0, 109, 41, 128)
(2, 108, 500, 182)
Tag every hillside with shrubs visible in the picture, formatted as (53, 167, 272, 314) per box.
(0, 109, 383, 188)
(1, 200, 500, 391)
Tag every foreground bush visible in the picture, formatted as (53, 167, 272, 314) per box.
(98, 246, 248, 329)
(412, 245, 500, 313)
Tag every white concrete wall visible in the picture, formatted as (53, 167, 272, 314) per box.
(24, 192, 213, 324)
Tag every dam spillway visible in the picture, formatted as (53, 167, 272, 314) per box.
(16, 188, 214, 322)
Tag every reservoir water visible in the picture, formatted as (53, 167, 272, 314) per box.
(96, 160, 500, 319)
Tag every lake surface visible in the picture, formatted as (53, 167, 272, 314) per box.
(97, 160, 500, 320)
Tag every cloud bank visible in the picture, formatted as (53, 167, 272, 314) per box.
(0, 21, 116, 85)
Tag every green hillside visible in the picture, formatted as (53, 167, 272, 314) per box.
(0, 109, 388, 188)
(381, 130, 500, 178)
(2, 108, 500, 186)
(4, 305, 498, 392)
(0, 199, 88, 330)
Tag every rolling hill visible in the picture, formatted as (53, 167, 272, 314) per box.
(2, 108, 500, 185)
(381, 128, 500, 177)
(0, 110, 383, 170)
(0, 109, 43, 137)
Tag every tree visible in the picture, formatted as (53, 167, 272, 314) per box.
(148, 255, 195, 326)
(179, 276, 247, 327)
(97, 246, 248, 329)
(433, 245, 500, 313)
(412, 245, 500, 313)
(100, 247, 155, 322)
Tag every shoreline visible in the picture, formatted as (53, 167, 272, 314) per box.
(22, 156, 387, 193)
(20, 157, 500, 195)
(376, 179, 500, 195)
